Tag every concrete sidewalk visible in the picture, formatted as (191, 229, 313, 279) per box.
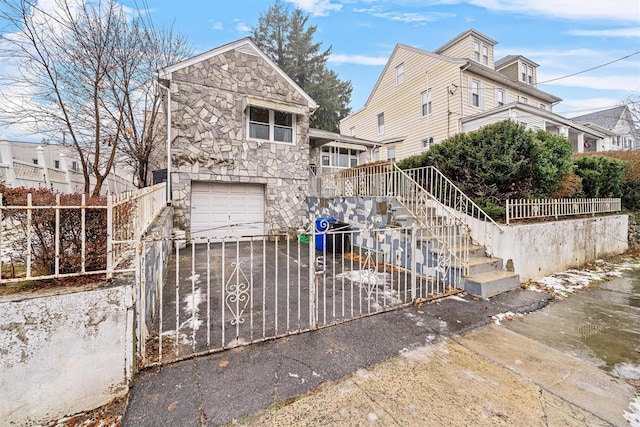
(123, 289, 555, 426)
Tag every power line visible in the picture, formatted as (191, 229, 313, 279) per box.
(538, 51, 640, 84)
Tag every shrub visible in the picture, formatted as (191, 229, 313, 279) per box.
(572, 155, 626, 198)
(1, 184, 108, 277)
(397, 120, 575, 209)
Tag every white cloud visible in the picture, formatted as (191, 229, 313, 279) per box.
(234, 21, 251, 33)
(211, 21, 223, 31)
(566, 28, 640, 38)
(540, 74, 640, 92)
(436, 0, 640, 23)
(354, 6, 454, 23)
(329, 53, 388, 65)
(556, 98, 626, 117)
(285, 0, 342, 16)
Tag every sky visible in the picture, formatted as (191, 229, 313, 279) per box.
(1, 0, 639, 140)
(134, 0, 640, 119)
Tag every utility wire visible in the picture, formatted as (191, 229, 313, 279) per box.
(538, 51, 640, 84)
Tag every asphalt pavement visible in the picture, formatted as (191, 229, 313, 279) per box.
(123, 288, 554, 426)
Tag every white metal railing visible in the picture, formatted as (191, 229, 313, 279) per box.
(400, 166, 504, 231)
(505, 198, 622, 224)
(310, 162, 470, 277)
(0, 183, 166, 284)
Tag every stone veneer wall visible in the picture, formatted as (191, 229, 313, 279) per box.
(168, 48, 311, 237)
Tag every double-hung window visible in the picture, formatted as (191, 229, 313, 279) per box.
(249, 106, 294, 143)
(387, 146, 396, 162)
(474, 41, 480, 62)
(495, 88, 505, 107)
(482, 46, 489, 65)
(421, 89, 432, 116)
(377, 113, 385, 135)
(470, 79, 480, 107)
(422, 137, 434, 150)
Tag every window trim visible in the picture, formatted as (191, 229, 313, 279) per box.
(421, 89, 432, 117)
(321, 146, 359, 169)
(482, 45, 489, 65)
(495, 88, 505, 107)
(377, 112, 385, 135)
(473, 41, 480, 62)
(387, 146, 396, 162)
(470, 78, 481, 107)
(421, 137, 434, 150)
(395, 63, 405, 86)
(247, 106, 296, 144)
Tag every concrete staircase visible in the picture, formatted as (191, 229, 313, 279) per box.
(391, 199, 520, 299)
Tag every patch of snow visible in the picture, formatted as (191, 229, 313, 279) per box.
(288, 372, 299, 378)
(625, 395, 640, 427)
(335, 269, 390, 286)
(183, 288, 204, 317)
(368, 412, 379, 422)
(446, 295, 468, 302)
(186, 273, 201, 283)
(611, 361, 640, 380)
(491, 311, 523, 325)
(312, 371, 321, 378)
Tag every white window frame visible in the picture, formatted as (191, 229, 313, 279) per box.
(387, 146, 396, 162)
(495, 88, 505, 107)
(72, 161, 79, 171)
(527, 65, 533, 84)
(520, 64, 526, 82)
(377, 113, 385, 135)
(421, 89, 432, 116)
(396, 63, 405, 85)
(470, 79, 481, 107)
(474, 41, 480, 62)
(539, 104, 546, 110)
(482, 45, 489, 65)
(349, 126, 355, 137)
(321, 146, 359, 168)
(520, 96, 528, 105)
(421, 137, 434, 150)
(247, 106, 295, 144)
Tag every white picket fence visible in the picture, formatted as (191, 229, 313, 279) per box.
(505, 198, 622, 224)
(0, 183, 166, 284)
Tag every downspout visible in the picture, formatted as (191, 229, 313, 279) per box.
(459, 62, 471, 134)
(156, 73, 172, 206)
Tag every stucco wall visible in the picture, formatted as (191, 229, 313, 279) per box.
(169, 47, 311, 236)
(467, 214, 628, 282)
(0, 283, 134, 425)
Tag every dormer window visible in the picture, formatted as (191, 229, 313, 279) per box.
(482, 46, 488, 65)
(520, 63, 533, 85)
(474, 41, 480, 62)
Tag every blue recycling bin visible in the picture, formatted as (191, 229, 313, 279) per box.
(315, 217, 336, 251)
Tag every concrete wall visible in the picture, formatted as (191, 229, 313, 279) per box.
(0, 283, 134, 425)
(467, 214, 628, 282)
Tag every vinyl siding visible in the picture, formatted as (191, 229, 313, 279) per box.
(340, 46, 462, 161)
(498, 62, 518, 81)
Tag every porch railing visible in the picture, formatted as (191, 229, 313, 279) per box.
(310, 162, 470, 278)
(0, 182, 166, 284)
(505, 198, 622, 224)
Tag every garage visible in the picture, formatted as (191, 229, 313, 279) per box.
(190, 182, 265, 239)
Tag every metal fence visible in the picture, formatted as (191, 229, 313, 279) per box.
(505, 198, 622, 224)
(0, 183, 166, 284)
(137, 224, 465, 368)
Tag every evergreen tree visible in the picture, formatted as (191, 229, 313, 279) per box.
(251, 0, 351, 132)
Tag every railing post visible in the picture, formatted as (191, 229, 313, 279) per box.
(309, 217, 317, 329)
(411, 227, 417, 300)
(26, 193, 32, 279)
(106, 193, 113, 279)
(505, 199, 510, 225)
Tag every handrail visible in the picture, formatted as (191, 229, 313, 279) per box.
(399, 165, 504, 232)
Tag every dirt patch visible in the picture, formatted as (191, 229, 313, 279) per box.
(42, 395, 128, 427)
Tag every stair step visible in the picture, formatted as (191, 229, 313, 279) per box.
(464, 270, 521, 298)
(467, 256, 503, 275)
(429, 244, 485, 258)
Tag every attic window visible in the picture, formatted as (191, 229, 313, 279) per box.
(396, 63, 405, 85)
(482, 46, 488, 65)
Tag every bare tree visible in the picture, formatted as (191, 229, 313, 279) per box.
(0, 0, 190, 194)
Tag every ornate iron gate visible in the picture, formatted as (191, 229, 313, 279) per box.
(136, 224, 462, 369)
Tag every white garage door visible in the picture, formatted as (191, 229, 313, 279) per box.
(191, 182, 265, 239)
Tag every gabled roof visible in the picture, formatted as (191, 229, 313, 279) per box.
(309, 128, 380, 148)
(495, 54, 540, 69)
(464, 62, 561, 104)
(461, 101, 607, 138)
(358, 44, 466, 110)
(570, 105, 628, 130)
(434, 29, 498, 54)
(157, 37, 317, 110)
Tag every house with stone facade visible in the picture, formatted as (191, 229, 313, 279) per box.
(339, 29, 609, 161)
(157, 38, 376, 239)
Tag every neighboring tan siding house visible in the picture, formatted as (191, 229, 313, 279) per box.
(340, 29, 563, 162)
(158, 38, 317, 239)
